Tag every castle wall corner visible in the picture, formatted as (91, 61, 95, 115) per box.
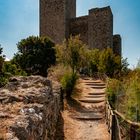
(69, 16, 88, 44)
(113, 34, 122, 56)
(88, 6, 113, 49)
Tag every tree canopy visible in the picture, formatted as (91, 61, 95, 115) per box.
(12, 36, 56, 76)
(56, 36, 87, 74)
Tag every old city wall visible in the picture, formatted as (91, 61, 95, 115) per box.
(0, 76, 63, 140)
(40, 0, 66, 43)
(40, 0, 121, 56)
(88, 7, 113, 49)
(40, 0, 76, 44)
(69, 6, 114, 49)
(65, 0, 76, 38)
(69, 16, 88, 45)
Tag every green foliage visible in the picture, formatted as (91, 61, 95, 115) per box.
(124, 69, 140, 121)
(87, 48, 126, 78)
(2, 61, 27, 76)
(61, 72, 78, 97)
(55, 36, 87, 97)
(119, 58, 130, 78)
(0, 61, 27, 87)
(0, 45, 4, 73)
(13, 36, 56, 76)
(107, 68, 140, 122)
(48, 64, 78, 97)
(98, 48, 121, 78)
(88, 49, 100, 73)
(0, 44, 28, 87)
(0, 75, 8, 87)
(106, 78, 123, 109)
(0, 45, 6, 87)
(48, 64, 70, 82)
(56, 36, 87, 74)
(55, 36, 126, 78)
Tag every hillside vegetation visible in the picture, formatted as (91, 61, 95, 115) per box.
(1, 35, 140, 122)
(107, 67, 140, 122)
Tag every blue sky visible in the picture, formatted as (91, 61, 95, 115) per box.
(0, 0, 140, 67)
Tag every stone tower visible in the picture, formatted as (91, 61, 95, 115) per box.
(40, 0, 76, 44)
(40, 0, 122, 56)
(88, 7, 113, 49)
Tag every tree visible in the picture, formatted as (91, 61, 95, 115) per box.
(88, 49, 100, 74)
(0, 45, 4, 73)
(2, 61, 27, 76)
(98, 48, 121, 77)
(12, 36, 56, 76)
(56, 36, 87, 74)
(55, 36, 88, 97)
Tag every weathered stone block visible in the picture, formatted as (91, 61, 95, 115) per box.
(0, 76, 62, 140)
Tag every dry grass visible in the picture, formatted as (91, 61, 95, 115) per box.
(48, 64, 71, 82)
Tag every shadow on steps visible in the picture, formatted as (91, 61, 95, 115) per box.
(86, 83, 105, 86)
(91, 86, 106, 89)
(55, 112, 64, 140)
(66, 96, 87, 113)
(84, 81, 101, 84)
(88, 92, 105, 95)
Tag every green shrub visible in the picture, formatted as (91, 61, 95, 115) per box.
(12, 36, 56, 76)
(0, 46, 4, 73)
(61, 72, 78, 97)
(107, 69, 140, 122)
(124, 69, 140, 121)
(0, 61, 27, 87)
(2, 61, 27, 76)
(106, 78, 123, 109)
(56, 36, 88, 74)
(0, 75, 8, 87)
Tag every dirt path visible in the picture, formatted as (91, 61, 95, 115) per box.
(62, 77, 110, 140)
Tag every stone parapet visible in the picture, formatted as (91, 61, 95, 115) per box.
(0, 76, 62, 140)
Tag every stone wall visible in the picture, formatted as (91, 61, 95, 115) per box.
(69, 6, 113, 49)
(69, 16, 88, 45)
(40, 0, 76, 44)
(65, 0, 76, 39)
(88, 6, 113, 49)
(40, 0, 66, 44)
(40, 1, 121, 56)
(113, 34, 122, 56)
(0, 76, 63, 140)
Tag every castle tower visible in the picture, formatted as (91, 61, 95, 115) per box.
(88, 7, 113, 49)
(113, 35, 122, 56)
(40, 0, 76, 44)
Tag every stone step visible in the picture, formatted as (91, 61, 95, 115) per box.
(79, 99, 105, 103)
(86, 83, 106, 86)
(73, 112, 103, 120)
(91, 86, 106, 89)
(84, 95, 105, 98)
(82, 78, 91, 80)
(88, 92, 105, 96)
(85, 81, 102, 84)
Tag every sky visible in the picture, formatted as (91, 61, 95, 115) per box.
(0, 0, 140, 67)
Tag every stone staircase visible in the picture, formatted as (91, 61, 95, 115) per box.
(75, 79, 106, 121)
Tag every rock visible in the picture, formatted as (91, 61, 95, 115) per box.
(0, 76, 62, 140)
